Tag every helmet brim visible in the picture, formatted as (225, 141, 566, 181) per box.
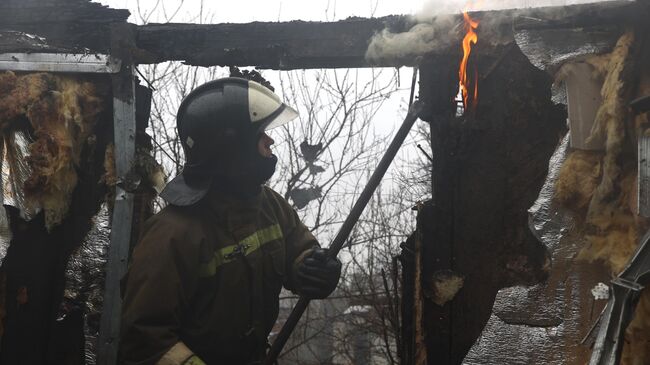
(159, 172, 212, 206)
(261, 104, 299, 132)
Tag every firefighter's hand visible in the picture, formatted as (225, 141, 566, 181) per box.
(296, 248, 341, 299)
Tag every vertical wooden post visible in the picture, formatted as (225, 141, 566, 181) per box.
(420, 56, 459, 364)
(97, 62, 136, 365)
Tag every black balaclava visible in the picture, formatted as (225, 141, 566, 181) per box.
(211, 131, 277, 196)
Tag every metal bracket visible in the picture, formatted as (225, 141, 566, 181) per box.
(611, 277, 644, 292)
(0, 53, 121, 73)
(589, 228, 650, 365)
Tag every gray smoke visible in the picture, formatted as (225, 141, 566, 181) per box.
(365, 0, 618, 63)
(365, 15, 459, 65)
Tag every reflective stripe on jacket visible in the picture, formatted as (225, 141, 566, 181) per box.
(119, 186, 318, 365)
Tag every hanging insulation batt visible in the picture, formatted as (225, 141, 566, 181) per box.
(554, 31, 650, 365)
(0, 71, 107, 230)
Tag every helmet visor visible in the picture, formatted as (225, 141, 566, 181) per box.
(263, 104, 299, 131)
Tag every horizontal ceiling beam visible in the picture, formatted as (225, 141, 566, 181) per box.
(131, 1, 639, 70)
(133, 16, 413, 69)
(0, 0, 641, 70)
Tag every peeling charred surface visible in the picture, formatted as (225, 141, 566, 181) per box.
(135, 16, 412, 69)
(0, 31, 75, 54)
(414, 43, 566, 364)
(0, 0, 129, 53)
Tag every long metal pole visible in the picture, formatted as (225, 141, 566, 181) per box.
(264, 99, 424, 365)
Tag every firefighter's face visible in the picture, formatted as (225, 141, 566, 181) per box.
(258, 131, 275, 158)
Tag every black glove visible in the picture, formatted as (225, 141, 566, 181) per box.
(295, 248, 342, 299)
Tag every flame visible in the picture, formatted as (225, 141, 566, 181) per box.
(458, 11, 479, 111)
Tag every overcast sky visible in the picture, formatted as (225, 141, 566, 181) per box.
(97, 0, 421, 23)
(96, 0, 611, 24)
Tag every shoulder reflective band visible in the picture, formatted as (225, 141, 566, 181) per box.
(198, 224, 283, 277)
(158, 342, 200, 365)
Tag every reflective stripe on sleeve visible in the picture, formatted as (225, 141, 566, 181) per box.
(198, 224, 283, 277)
(156, 342, 196, 365)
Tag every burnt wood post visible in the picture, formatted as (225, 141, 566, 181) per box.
(420, 55, 461, 364)
(97, 24, 137, 365)
(414, 42, 566, 364)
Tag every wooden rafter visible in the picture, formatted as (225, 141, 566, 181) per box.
(0, 0, 641, 70)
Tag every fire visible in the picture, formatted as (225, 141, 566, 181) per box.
(458, 11, 479, 111)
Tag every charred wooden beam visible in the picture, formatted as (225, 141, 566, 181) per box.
(0, 31, 75, 54)
(0, 0, 641, 69)
(0, 0, 129, 53)
(131, 1, 640, 69)
(134, 16, 413, 69)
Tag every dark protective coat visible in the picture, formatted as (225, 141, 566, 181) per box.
(119, 186, 317, 364)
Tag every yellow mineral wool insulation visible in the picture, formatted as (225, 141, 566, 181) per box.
(586, 32, 635, 238)
(585, 53, 612, 81)
(554, 150, 603, 216)
(578, 171, 644, 273)
(0, 71, 107, 229)
(553, 29, 650, 365)
(588, 31, 634, 148)
(559, 29, 643, 278)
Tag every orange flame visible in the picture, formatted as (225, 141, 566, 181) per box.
(459, 11, 479, 111)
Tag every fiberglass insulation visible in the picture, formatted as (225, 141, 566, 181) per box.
(0, 71, 107, 230)
(554, 31, 650, 364)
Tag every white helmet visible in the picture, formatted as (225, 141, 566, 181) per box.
(160, 77, 299, 205)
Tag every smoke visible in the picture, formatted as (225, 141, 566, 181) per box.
(365, 15, 459, 65)
(365, 0, 617, 63)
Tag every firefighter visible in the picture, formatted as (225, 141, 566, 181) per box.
(119, 77, 342, 365)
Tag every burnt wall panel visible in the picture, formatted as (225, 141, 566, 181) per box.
(415, 43, 567, 364)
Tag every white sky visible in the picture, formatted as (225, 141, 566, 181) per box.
(96, 0, 612, 24)
(97, 0, 422, 23)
